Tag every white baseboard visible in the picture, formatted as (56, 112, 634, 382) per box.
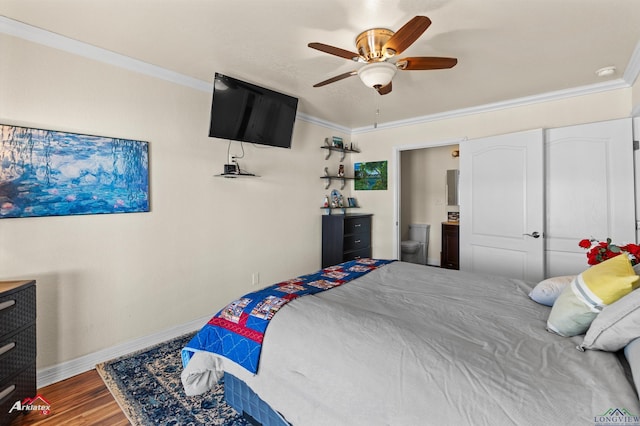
(36, 315, 211, 388)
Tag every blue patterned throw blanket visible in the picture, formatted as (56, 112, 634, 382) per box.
(181, 258, 394, 374)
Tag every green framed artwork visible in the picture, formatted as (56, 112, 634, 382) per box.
(354, 161, 387, 190)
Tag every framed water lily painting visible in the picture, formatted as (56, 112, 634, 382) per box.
(0, 124, 149, 219)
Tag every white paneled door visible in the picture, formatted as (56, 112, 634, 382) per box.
(545, 118, 635, 277)
(460, 129, 545, 282)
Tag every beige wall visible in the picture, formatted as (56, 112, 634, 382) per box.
(0, 34, 348, 369)
(348, 88, 634, 260)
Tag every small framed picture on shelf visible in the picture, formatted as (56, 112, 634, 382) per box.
(331, 136, 344, 149)
(347, 197, 357, 207)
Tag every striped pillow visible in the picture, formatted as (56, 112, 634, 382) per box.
(547, 255, 639, 337)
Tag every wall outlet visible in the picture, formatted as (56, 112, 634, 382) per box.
(252, 272, 260, 286)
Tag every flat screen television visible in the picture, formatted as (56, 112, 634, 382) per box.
(208, 73, 299, 149)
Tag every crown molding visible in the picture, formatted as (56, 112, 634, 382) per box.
(295, 112, 351, 134)
(351, 79, 631, 134)
(2, 16, 639, 134)
(0, 15, 211, 92)
(624, 39, 640, 86)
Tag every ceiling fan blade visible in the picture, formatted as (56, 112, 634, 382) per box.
(313, 71, 358, 87)
(396, 57, 458, 70)
(376, 82, 392, 95)
(383, 16, 431, 56)
(308, 42, 360, 61)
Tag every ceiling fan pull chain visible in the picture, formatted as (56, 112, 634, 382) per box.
(374, 93, 380, 128)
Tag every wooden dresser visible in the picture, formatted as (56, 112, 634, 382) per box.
(0, 280, 36, 425)
(322, 214, 372, 268)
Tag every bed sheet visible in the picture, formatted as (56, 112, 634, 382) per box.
(184, 261, 640, 426)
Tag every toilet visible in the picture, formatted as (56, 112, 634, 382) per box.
(401, 224, 430, 265)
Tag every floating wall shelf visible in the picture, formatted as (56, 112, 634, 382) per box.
(214, 172, 259, 179)
(320, 176, 355, 190)
(321, 146, 360, 161)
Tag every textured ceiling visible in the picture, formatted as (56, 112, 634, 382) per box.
(1, 0, 640, 130)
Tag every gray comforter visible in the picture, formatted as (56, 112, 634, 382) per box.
(183, 261, 640, 425)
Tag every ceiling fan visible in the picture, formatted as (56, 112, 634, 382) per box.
(308, 16, 457, 95)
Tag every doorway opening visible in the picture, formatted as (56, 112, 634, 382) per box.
(393, 138, 464, 265)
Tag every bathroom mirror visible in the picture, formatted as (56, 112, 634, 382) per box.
(446, 169, 459, 206)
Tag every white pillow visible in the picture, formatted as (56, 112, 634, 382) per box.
(580, 289, 640, 351)
(529, 275, 574, 306)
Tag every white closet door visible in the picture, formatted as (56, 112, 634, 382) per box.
(460, 129, 545, 282)
(545, 118, 635, 276)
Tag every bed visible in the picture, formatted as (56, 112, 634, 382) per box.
(181, 259, 640, 425)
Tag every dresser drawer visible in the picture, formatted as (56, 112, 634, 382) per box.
(0, 285, 36, 339)
(343, 233, 371, 251)
(0, 325, 36, 382)
(0, 365, 37, 426)
(343, 248, 371, 262)
(344, 216, 370, 235)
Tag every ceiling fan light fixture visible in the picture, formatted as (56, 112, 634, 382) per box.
(358, 62, 397, 89)
(308, 16, 456, 92)
(356, 28, 394, 61)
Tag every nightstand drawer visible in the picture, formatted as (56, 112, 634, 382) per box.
(0, 285, 36, 339)
(0, 325, 36, 381)
(344, 233, 371, 251)
(344, 216, 370, 234)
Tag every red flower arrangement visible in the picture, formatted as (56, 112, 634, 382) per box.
(579, 238, 640, 266)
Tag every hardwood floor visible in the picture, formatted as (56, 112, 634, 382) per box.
(10, 369, 129, 426)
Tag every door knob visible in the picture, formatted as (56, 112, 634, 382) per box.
(523, 231, 541, 238)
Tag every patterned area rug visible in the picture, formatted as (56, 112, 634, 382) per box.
(96, 333, 250, 425)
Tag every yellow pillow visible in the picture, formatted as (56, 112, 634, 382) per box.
(547, 255, 639, 337)
(577, 254, 639, 307)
